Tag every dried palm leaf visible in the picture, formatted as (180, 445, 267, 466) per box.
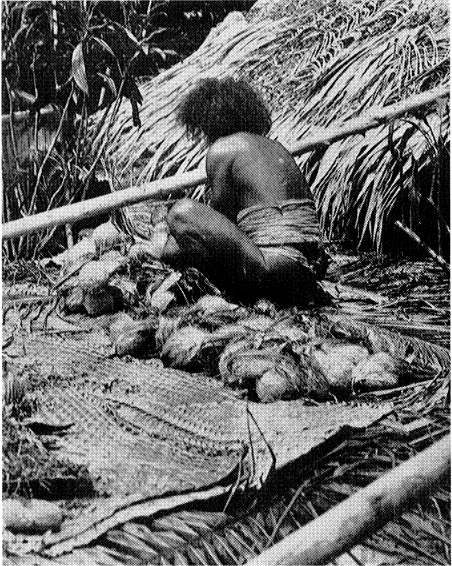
(69, 409, 449, 566)
(90, 0, 449, 253)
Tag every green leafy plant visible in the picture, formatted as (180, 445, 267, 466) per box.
(1, 0, 179, 260)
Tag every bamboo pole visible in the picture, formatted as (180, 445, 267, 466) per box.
(1, 105, 56, 125)
(2, 169, 206, 241)
(2, 85, 448, 242)
(395, 220, 450, 272)
(288, 85, 448, 155)
(245, 434, 450, 566)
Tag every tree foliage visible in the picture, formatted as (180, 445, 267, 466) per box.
(2, 1, 256, 259)
(2, 1, 256, 116)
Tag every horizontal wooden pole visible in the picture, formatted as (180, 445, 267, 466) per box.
(2, 85, 448, 241)
(2, 105, 57, 125)
(246, 434, 450, 566)
(289, 85, 449, 155)
(2, 169, 206, 241)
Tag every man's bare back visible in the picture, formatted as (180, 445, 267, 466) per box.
(159, 77, 327, 305)
(207, 133, 311, 221)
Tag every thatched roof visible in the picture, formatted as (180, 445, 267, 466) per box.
(90, 0, 449, 253)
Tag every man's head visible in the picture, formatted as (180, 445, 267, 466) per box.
(177, 77, 271, 144)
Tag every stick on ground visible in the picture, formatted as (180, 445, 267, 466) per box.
(245, 433, 450, 566)
(395, 220, 450, 272)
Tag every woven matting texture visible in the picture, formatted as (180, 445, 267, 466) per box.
(4, 332, 389, 554)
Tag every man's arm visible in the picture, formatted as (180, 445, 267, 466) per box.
(205, 142, 237, 220)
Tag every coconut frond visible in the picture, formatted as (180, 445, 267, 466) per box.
(238, 1, 450, 253)
(327, 255, 450, 347)
(92, 0, 449, 253)
(3, 253, 449, 564)
(56, 405, 449, 566)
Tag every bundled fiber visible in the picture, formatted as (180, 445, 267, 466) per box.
(9, 248, 450, 403)
(237, 199, 329, 279)
(324, 315, 450, 378)
(53, 232, 224, 317)
(109, 313, 159, 358)
(306, 342, 370, 394)
(156, 295, 248, 369)
(219, 338, 328, 402)
(352, 351, 404, 392)
(237, 200, 321, 246)
(161, 326, 211, 368)
(218, 333, 410, 401)
(15, 246, 450, 404)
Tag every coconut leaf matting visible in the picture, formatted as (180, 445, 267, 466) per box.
(2, 254, 450, 565)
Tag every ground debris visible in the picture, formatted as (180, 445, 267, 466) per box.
(2, 416, 94, 499)
(1, 251, 449, 562)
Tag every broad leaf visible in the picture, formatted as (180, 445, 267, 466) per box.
(92, 36, 116, 59)
(71, 42, 89, 95)
(97, 71, 118, 98)
(150, 46, 167, 62)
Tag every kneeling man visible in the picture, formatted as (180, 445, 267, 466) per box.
(160, 77, 328, 305)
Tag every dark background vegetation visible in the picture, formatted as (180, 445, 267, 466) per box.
(2, 1, 256, 115)
(2, 1, 255, 258)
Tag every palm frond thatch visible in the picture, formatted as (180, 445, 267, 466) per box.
(91, 0, 449, 253)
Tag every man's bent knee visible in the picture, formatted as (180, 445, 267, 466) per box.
(167, 199, 198, 230)
(168, 198, 198, 224)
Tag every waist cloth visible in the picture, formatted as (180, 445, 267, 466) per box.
(236, 199, 326, 279)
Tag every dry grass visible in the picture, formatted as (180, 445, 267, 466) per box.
(2, 416, 94, 500)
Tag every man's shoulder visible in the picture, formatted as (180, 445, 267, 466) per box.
(208, 133, 252, 159)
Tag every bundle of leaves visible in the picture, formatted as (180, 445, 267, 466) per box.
(150, 292, 450, 405)
(92, 0, 449, 255)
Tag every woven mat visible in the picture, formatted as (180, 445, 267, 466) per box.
(4, 331, 389, 556)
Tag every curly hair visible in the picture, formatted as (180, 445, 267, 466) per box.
(176, 77, 271, 143)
